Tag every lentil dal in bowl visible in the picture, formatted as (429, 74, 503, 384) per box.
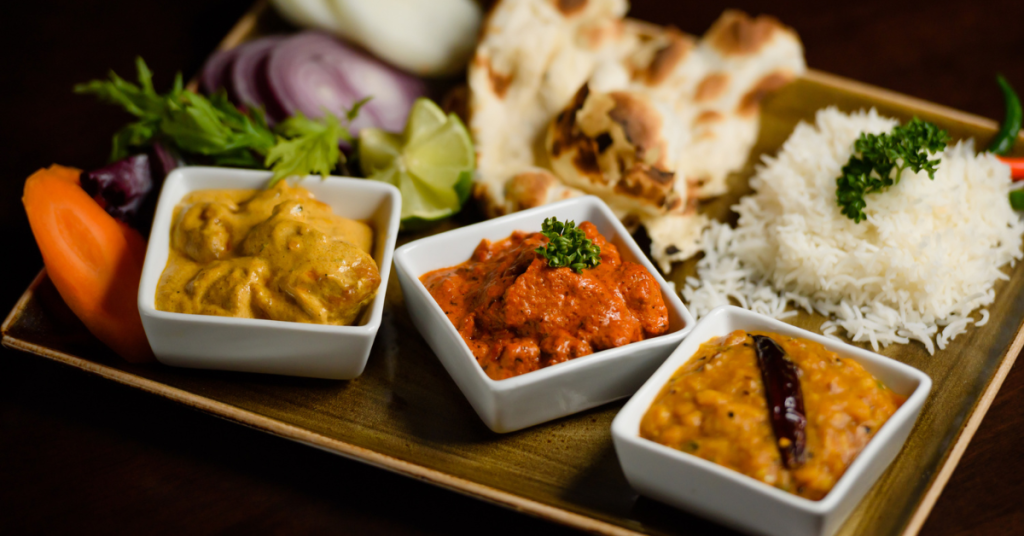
(611, 306, 931, 536)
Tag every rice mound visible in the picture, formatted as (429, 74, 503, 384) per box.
(683, 107, 1024, 354)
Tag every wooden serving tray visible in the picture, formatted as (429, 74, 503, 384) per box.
(6, 2, 1024, 535)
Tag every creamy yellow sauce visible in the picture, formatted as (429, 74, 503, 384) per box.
(156, 182, 379, 326)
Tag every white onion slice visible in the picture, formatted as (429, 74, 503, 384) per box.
(326, 0, 480, 77)
(267, 0, 481, 77)
(269, 0, 340, 33)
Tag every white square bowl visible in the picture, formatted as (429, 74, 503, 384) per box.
(137, 167, 401, 379)
(610, 305, 932, 536)
(393, 195, 695, 433)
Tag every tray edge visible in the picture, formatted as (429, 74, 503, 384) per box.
(5, 0, 1022, 532)
(900, 330, 1024, 536)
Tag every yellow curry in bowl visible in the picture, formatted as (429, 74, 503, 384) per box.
(640, 330, 904, 500)
(156, 181, 380, 326)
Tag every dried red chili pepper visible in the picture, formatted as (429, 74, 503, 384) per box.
(752, 334, 807, 469)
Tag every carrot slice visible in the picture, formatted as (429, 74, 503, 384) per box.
(46, 164, 82, 184)
(23, 164, 154, 363)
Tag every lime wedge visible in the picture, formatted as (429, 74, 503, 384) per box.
(403, 97, 447, 145)
(358, 128, 402, 176)
(405, 114, 474, 187)
(359, 98, 475, 226)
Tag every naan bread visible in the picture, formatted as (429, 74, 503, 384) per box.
(468, 0, 806, 272)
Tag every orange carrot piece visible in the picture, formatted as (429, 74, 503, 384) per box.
(46, 164, 82, 184)
(23, 164, 154, 363)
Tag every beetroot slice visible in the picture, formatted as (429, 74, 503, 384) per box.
(200, 47, 238, 95)
(230, 36, 287, 123)
(265, 32, 426, 134)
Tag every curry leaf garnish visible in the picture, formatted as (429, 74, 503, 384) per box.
(535, 217, 601, 273)
(836, 117, 951, 223)
(75, 57, 361, 186)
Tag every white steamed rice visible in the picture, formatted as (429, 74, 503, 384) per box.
(683, 107, 1024, 354)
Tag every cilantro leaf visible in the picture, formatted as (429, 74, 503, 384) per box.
(74, 57, 165, 119)
(75, 58, 168, 161)
(76, 57, 362, 185)
(535, 217, 601, 273)
(265, 112, 347, 186)
(836, 117, 951, 223)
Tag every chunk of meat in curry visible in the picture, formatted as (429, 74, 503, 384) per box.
(156, 182, 379, 326)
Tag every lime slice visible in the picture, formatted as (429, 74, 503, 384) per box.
(403, 98, 447, 145)
(359, 99, 475, 226)
(358, 128, 402, 176)
(405, 114, 474, 188)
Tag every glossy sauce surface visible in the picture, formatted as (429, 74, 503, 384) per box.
(421, 222, 669, 380)
(156, 182, 379, 326)
(640, 330, 904, 500)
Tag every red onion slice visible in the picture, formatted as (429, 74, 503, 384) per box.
(80, 154, 153, 223)
(266, 32, 426, 133)
(230, 36, 287, 122)
(200, 47, 238, 95)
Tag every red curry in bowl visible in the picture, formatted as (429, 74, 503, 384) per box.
(420, 221, 669, 380)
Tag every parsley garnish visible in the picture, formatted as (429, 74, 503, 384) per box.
(75, 57, 362, 186)
(535, 217, 601, 273)
(836, 117, 951, 223)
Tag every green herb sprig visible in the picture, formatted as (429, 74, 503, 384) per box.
(75, 57, 364, 186)
(836, 117, 951, 223)
(535, 217, 601, 273)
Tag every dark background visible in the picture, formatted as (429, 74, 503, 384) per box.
(2, 0, 1023, 534)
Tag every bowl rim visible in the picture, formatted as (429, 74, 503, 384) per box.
(392, 195, 696, 393)
(611, 305, 932, 514)
(137, 166, 401, 335)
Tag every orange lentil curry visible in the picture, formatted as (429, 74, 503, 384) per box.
(421, 221, 670, 380)
(640, 330, 904, 500)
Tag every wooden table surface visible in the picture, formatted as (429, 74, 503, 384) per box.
(2, 1, 1023, 534)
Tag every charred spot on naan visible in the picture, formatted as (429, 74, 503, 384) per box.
(635, 28, 694, 86)
(707, 10, 787, 56)
(608, 91, 665, 165)
(555, 0, 589, 16)
(572, 141, 603, 178)
(615, 164, 675, 208)
(695, 72, 730, 102)
(549, 86, 606, 184)
(488, 65, 515, 99)
(695, 110, 724, 125)
(505, 170, 559, 211)
(683, 178, 700, 214)
(547, 85, 682, 214)
(738, 71, 794, 116)
(550, 85, 592, 158)
(583, 18, 626, 50)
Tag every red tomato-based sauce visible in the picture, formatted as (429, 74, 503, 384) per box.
(420, 222, 670, 380)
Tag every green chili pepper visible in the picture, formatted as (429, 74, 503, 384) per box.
(989, 75, 1022, 155)
(1010, 190, 1024, 211)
